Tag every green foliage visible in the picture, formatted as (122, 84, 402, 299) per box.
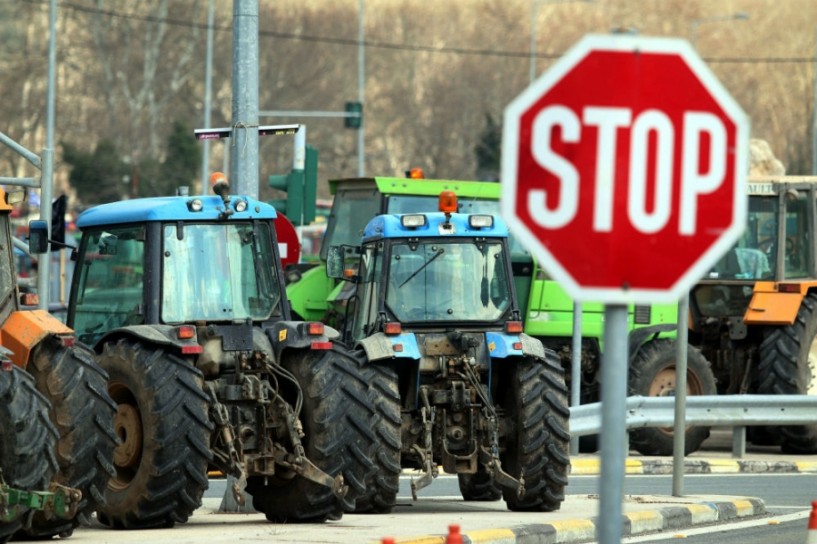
(62, 120, 201, 203)
(474, 113, 501, 182)
(62, 140, 130, 205)
(155, 121, 200, 197)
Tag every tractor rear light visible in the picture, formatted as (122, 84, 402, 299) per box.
(393, 343, 404, 352)
(384, 322, 402, 335)
(233, 199, 248, 213)
(177, 325, 196, 339)
(187, 198, 204, 212)
(307, 322, 325, 336)
(181, 345, 203, 355)
(505, 321, 523, 334)
(401, 214, 427, 228)
(778, 283, 801, 293)
(513, 342, 523, 350)
(438, 191, 458, 213)
(310, 341, 332, 350)
(1, 360, 11, 372)
(58, 335, 75, 348)
(20, 293, 39, 306)
(468, 215, 493, 229)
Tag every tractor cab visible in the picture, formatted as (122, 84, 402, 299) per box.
(328, 192, 519, 343)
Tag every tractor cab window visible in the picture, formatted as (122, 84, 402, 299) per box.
(351, 242, 384, 340)
(706, 188, 810, 281)
(71, 225, 145, 345)
(783, 190, 809, 279)
(320, 188, 381, 260)
(162, 222, 281, 323)
(385, 239, 511, 323)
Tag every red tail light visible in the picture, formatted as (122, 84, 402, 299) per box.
(778, 283, 801, 293)
(505, 321, 523, 334)
(384, 322, 402, 335)
(58, 335, 75, 348)
(310, 341, 332, 350)
(307, 322, 325, 336)
(177, 325, 196, 339)
(181, 345, 203, 355)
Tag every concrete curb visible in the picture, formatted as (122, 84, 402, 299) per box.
(570, 457, 817, 475)
(387, 498, 767, 544)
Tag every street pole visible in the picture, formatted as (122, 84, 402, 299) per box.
(812, 26, 817, 175)
(231, 0, 260, 197)
(200, 0, 215, 195)
(529, 0, 537, 84)
(597, 304, 629, 544)
(38, 0, 57, 309)
(357, 0, 366, 176)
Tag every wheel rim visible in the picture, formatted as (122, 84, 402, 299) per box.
(807, 334, 817, 396)
(109, 382, 142, 490)
(649, 365, 705, 434)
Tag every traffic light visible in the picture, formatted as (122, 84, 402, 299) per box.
(344, 101, 362, 129)
(268, 145, 318, 226)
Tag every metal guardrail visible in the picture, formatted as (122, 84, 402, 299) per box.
(570, 395, 817, 457)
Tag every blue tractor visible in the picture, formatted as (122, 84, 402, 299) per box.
(65, 175, 385, 528)
(327, 192, 570, 513)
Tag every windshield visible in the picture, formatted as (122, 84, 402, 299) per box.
(706, 190, 808, 281)
(385, 239, 511, 323)
(162, 222, 282, 322)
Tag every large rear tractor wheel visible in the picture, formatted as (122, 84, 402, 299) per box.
(758, 293, 817, 453)
(247, 345, 397, 522)
(501, 351, 570, 512)
(347, 354, 401, 514)
(628, 339, 717, 456)
(22, 338, 118, 538)
(0, 366, 58, 544)
(96, 339, 213, 529)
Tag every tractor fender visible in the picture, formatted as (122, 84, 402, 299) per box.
(357, 332, 420, 362)
(96, 324, 199, 352)
(627, 323, 676, 364)
(2, 309, 73, 369)
(485, 331, 546, 361)
(265, 320, 341, 359)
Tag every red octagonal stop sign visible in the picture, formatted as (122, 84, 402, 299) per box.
(501, 34, 749, 304)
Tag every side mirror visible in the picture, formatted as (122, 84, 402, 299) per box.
(28, 220, 49, 254)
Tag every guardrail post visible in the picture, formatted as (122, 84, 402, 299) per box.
(731, 426, 746, 458)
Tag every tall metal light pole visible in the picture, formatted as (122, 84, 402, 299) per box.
(200, 0, 215, 195)
(812, 26, 817, 175)
(529, 0, 593, 84)
(357, 0, 366, 176)
(690, 12, 749, 48)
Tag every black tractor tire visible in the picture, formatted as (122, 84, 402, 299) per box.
(246, 345, 395, 522)
(501, 351, 570, 512)
(348, 355, 401, 514)
(458, 468, 502, 501)
(21, 338, 118, 539)
(758, 293, 817, 453)
(95, 339, 213, 529)
(0, 366, 58, 544)
(627, 339, 717, 456)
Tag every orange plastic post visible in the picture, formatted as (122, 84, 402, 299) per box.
(446, 524, 464, 544)
(807, 501, 817, 544)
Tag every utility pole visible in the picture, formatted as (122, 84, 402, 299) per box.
(231, 0, 260, 197)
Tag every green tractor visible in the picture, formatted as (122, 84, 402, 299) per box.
(286, 174, 716, 456)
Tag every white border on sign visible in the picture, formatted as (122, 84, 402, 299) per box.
(500, 33, 749, 305)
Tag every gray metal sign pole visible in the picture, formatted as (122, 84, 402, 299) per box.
(597, 304, 628, 543)
(672, 294, 690, 496)
(231, 0, 260, 198)
(570, 301, 583, 455)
